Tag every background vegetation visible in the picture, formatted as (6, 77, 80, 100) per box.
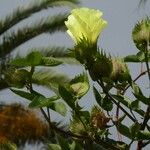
(0, 0, 149, 150)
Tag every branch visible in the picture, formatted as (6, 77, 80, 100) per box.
(97, 79, 136, 122)
(123, 69, 149, 94)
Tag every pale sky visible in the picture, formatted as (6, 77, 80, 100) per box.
(0, 0, 150, 149)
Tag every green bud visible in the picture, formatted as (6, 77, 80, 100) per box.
(132, 17, 150, 51)
(110, 58, 130, 82)
(89, 53, 112, 80)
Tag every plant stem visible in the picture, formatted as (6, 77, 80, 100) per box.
(123, 70, 149, 94)
(97, 79, 136, 122)
(137, 40, 150, 150)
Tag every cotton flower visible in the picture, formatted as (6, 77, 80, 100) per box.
(65, 7, 107, 44)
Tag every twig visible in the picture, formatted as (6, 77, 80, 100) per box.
(123, 70, 148, 93)
(97, 79, 136, 122)
(137, 41, 150, 150)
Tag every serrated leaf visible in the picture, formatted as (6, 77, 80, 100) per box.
(70, 73, 89, 99)
(40, 57, 62, 66)
(29, 95, 59, 108)
(54, 102, 67, 116)
(48, 144, 62, 150)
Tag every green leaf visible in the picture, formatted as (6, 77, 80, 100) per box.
(69, 141, 83, 150)
(124, 51, 150, 62)
(54, 102, 67, 116)
(102, 96, 113, 111)
(117, 114, 126, 123)
(117, 123, 132, 139)
(112, 94, 144, 116)
(136, 131, 150, 140)
(130, 122, 140, 138)
(58, 85, 75, 108)
(40, 57, 62, 66)
(57, 135, 70, 150)
(70, 73, 89, 99)
(112, 95, 131, 108)
(0, 142, 17, 150)
(11, 89, 36, 101)
(29, 95, 59, 108)
(130, 100, 139, 110)
(93, 86, 102, 106)
(131, 82, 150, 105)
(124, 54, 140, 62)
(11, 51, 42, 66)
(48, 144, 62, 150)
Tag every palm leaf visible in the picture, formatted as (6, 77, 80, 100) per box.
(31, 46, 70, 57)
(0, 13, 68, 57)
(0, 0, 79, 35)
(32, 69, 70, 92)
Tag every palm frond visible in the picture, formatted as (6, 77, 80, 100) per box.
(32, 69, 70, 92)
(0, 13, 68, 57)
(27, 46, 70, 57)
(0, 0, 79, 35)
(14, 46, 79, 64)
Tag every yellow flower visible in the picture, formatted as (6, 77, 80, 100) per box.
(65, 7, 107, 44)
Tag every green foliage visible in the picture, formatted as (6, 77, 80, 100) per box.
(29, 95, 59, 108)
(93, 87, 113, 111)
(70, 73, 89, 98)
(48, 144, 62, 150)
(132, 17, 150, 51)
(11, 51, 62, 67)
(0, 142, 17, 150)
(1, 1, 150, 150)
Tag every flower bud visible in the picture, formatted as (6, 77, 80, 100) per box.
(132, 17, 150, 51)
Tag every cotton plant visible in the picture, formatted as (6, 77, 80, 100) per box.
(6, 6, 150, 150)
